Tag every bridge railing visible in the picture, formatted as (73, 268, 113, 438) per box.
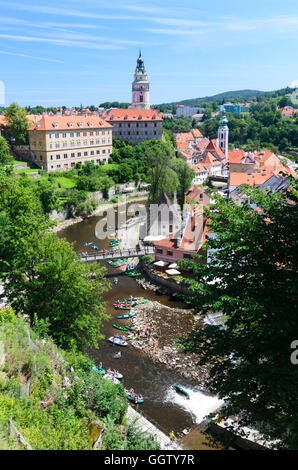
(78, 246, 155, 261)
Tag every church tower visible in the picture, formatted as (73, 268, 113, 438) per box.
(218, 114, 229, 160)
(132, 50, 150, 109)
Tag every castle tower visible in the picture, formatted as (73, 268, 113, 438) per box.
(218, 114, 229, 160)
(132, 50, 150, 109)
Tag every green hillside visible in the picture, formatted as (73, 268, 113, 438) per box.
(158, 87, 295, 107)
(0, 307, 159, 450)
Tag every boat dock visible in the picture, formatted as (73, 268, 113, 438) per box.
(126, 405, 184, 450)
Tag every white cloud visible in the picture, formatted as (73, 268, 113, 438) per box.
(0, 49, 64, 63)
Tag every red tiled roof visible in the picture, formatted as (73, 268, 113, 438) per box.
(28, 115, 112, 131)
(191, 128, 203, 138)
(228, 149, 245, 164)
(190, 162, 208, 173)
(230, 170, 275, 186)
(196, 138, 209, 150)
(205, 139, 226, 160)
(105, 108, 162, 121)
(201, 151, 221, 166)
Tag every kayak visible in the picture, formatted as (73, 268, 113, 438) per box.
(113, 324, 129, 331)
(124, 390, 144, 404)
(108, 336, 128, 346)
(173, 385, 190, 399)
(126, 272, 141, 277)
(84, 242, 94, 247)
(116, 313, 136, 319)
(125, 325, 137, 331)
(113, 304, 136, 309)
(92, 365, 105, 374)
(113, 278, 118, 285)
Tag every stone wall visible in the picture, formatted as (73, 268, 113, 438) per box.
(142, 263, 191, 295)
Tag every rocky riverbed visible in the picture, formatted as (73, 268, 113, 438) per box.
(127, 300, 211, 390)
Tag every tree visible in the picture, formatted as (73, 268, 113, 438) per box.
(0, 136, 12, 164)
(3, 102, 30, 144)
(178, 181, 298, 449)
(33, 179, 59, 215)
(169, 158, 195, 208)
(4, 232, 109, 350)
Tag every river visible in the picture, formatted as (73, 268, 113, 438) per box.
(57, 204, 225, 449)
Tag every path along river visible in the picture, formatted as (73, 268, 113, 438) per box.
(57, 202, 226, 450)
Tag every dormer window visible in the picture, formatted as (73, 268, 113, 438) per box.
(124, 115, 128, 120)
(152, 115, 156, 120)
(138, 115, 143, 120)
(68, 122, 73, 128)
(53, 122, 58, 128)
(36, 124, 40, 129)
(78, 122, 83, 127)
(87, 121, 93, 127)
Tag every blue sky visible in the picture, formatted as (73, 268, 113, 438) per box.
(0, 0, 298, 107)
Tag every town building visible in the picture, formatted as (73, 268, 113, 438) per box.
(176, 105, 199, 118)
(105, 108, 162, 144)
(28, 115, 113, 172)
(153, 187, 210, 264)
(220, 102, 250, 114)
(131, 50, 150, 109)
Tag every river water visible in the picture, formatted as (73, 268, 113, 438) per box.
(57, 205, 224, 449)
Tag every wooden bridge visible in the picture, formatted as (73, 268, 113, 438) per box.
(78, 246, 155, 262)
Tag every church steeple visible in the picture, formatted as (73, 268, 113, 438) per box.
(132, 50, 150, 109)
(218, 114, 229, 160)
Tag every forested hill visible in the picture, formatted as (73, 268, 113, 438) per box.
(158, 87, 295, 107)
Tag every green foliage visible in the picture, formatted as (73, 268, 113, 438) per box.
(4, 232, 109, 350)
(3, 103, 30, 145)
(178, 179, 298, 449)
(0, 137, 12, 165)
(200, 101, 298, 151)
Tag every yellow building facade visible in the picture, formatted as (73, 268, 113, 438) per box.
(28, 115, 113, 172)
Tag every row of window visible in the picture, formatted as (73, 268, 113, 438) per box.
(116, 122, 158, 128)
(156, 248, 191, 259)
(49, 159, 107, 169)
(48, 130, 109, 138)
(32, 139, 110, 148)
(39, 149, 110, 161)
(117, 131, 159, 136)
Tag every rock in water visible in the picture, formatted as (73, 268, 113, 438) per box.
(88, 420, 106, 450)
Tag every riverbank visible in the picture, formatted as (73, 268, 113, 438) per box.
(51, 194, 148, 234)
(127, 300, 211, 391)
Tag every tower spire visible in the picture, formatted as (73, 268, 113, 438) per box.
(132, 50, 150, 109)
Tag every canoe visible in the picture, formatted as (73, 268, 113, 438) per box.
(83, 242, 94, 247)
(116, 313, 136, 319)
(108, 336, 128, 346)
(92, 365, 105, 374)
(126, 272, 141, 277)
(124, 390, 144, 404)
(173, 385, 190, 399)
(112, 324, 128, 331)
(125, 326, 137, 331)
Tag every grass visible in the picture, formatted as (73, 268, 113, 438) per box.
(54, 177, 77, 189)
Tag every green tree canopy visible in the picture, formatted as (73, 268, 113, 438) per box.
(178, 180, 298, 449)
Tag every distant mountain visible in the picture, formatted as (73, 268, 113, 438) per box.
(158, 88, 292, 107)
